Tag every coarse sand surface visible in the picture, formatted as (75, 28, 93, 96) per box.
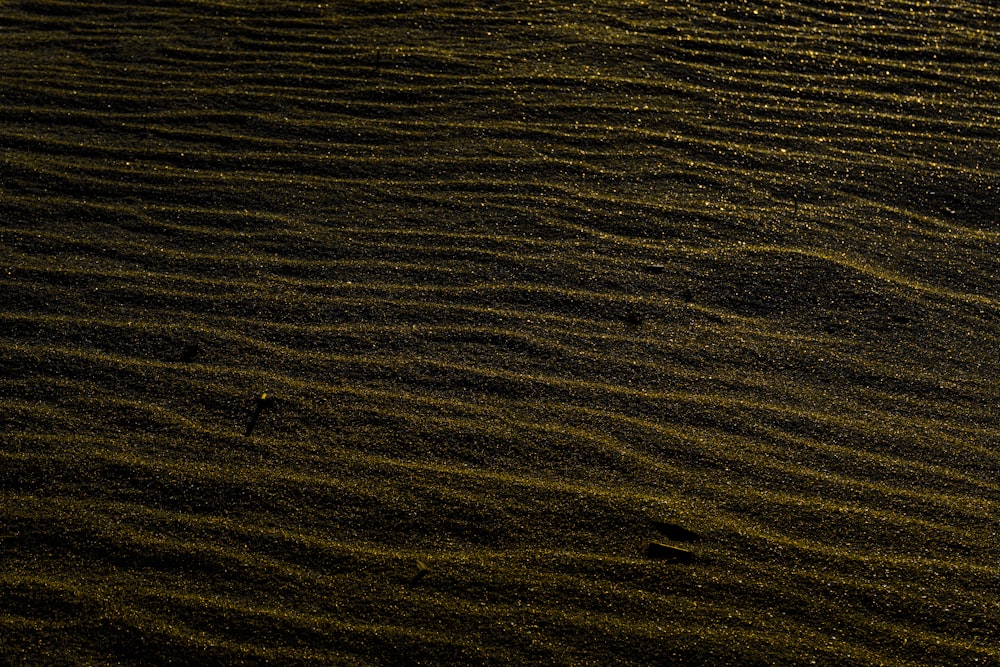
(2, 1, 999, 664)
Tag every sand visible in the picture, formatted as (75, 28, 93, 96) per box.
(2, 0, 999, 664)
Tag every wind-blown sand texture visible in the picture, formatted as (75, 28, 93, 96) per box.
(2, 1, 999, 664)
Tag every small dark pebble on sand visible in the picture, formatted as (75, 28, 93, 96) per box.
(410, 559, 431, 584)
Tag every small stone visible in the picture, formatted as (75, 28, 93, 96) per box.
(410, 559, 431, 584)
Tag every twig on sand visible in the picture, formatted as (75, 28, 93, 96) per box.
(244, 392, 275, 437)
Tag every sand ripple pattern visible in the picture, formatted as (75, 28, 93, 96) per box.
(2, 1, 999, 664)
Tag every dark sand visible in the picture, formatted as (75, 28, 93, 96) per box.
(2, 1, 999, 664)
